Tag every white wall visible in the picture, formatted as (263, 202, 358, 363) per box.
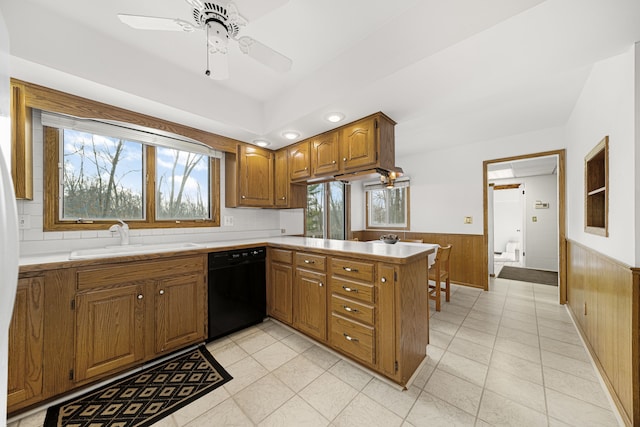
(16, 110, 285, 256)
(352, 126, 566, 235)
(492, 174, 559, 271)
(492, 187, 523, 254)
(565, 46, 637, 266)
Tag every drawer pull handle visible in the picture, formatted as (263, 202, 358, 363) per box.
(342, 286, 358, 293)
(343, 333, 359, 342)
(343, 267, 359, 273)
(304, 259, 316, 264)
(343, 305, 358, 313)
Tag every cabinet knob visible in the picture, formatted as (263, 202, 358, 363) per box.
(343, 157, 347, 162)
(137, 294, 143, 300)
(319, 282, 324, 287)
(332, 160, 336, 164)
(343, 333, 359, 342)
(159, 289, 165, 295)
(381, 277, 387, 283)
(241, 195, 246, 199)
(304, 167, 308, 170)
(281, 196, 286, 200)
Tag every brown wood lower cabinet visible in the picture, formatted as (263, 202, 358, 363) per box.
(268, 248, 429, 386)
(294, 253, 328, 342)
(7, 277, 44, 409)
(74, 255, 207, 384)
(267, 248, 294, 324)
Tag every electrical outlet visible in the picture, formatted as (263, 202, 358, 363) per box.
(281, 228, 286, 234)
(464, 216, 473, 224)
(223, 215, 234, 226)
(18, 215, 30, 229)
(532, 216, 538, 222)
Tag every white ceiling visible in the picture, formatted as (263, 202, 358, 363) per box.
(1, 0, 640, 157)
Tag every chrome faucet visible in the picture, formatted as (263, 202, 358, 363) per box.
(108, 219, 130, 245)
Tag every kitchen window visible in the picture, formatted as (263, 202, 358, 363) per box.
(365, 179, 410, 229)
(306, 181, 348, 239)
(43, 112, 220, 230)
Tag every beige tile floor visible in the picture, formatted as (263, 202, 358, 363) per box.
(9, 277, 622, 427)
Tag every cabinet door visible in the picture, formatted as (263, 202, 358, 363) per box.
(75, 284, 145, 382)
(274, 149, 290, 207)
(377, 264, 397, 379)
(7, 277, 44, 407)
(155, 273, 206, 354)
(289, 141, 311, 180)
(340, 117, 377, 170)
(239, 145, 274, 206)
(294, 268, 327, 341)
(312, 132, 340, 176)
(268, 262, 293, 324)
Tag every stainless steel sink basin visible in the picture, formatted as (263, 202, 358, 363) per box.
(69, 242, 203, 259)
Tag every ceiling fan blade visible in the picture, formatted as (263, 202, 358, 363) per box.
(207, 51, 230, 80)
(237, 36, 292, 73)
(117, 14, 195, 32)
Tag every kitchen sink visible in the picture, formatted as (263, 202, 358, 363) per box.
(69, 242, 203, 259)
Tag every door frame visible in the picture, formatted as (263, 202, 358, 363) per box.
(483, 149, 567, 304)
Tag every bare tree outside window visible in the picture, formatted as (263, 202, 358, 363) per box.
(62, 129, 144, 220)
(156, 147, 211, 220)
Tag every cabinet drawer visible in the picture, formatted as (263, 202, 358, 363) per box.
(330, 277, 374, 303)
(331, 295, 374, 325)
(331, 258, 374, 282)
(330, 314, 374, 365)
(77, 256, 205, 290)
(295, 252, 326, 271)
(270, 248, 293, 264)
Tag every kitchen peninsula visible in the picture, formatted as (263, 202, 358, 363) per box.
(11, 237, 432, 415)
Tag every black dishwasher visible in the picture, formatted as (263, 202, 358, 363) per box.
(207, 247, 266, 342)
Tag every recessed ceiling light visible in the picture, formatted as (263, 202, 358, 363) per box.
(253, 139, 270, 147)
(325, 112, 345, 123)
(282, 131, 300, 140)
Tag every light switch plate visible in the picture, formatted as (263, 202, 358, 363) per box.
(18, 215, 30, 229)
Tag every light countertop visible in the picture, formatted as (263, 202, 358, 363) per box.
(19, 236, 436, 270)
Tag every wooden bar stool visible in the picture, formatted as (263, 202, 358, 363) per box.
(428, 244, 452, 311)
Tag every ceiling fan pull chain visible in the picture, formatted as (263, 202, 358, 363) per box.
(205, 23, 211, 76)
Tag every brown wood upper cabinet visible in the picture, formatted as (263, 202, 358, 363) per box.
(288, 140, 311, 180)
(289, 112, 397, 183)
(226, 144, 274, 207)
(10, 79, 33, 200)
(275, 148, 306, 209)
(311, 131, 340, 176)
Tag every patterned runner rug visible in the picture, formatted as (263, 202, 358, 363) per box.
(44, 346, 232, 427)
(498, 266, 558, 286)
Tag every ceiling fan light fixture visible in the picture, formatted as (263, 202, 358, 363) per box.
(325, 112, 345, 123)
(282, 131, 300, 140)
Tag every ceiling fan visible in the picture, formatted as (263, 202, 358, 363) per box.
(117, 0, 292, 80)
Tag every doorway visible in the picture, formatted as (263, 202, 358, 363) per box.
(491, 183, 525, 276)
(483, 150, 566, 304)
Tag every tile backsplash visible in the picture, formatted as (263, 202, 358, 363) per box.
(17, 110, 302, 256)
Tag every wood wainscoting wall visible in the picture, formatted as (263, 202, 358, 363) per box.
(351, 231, 487, 289)
(566, 240, 640, 426)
